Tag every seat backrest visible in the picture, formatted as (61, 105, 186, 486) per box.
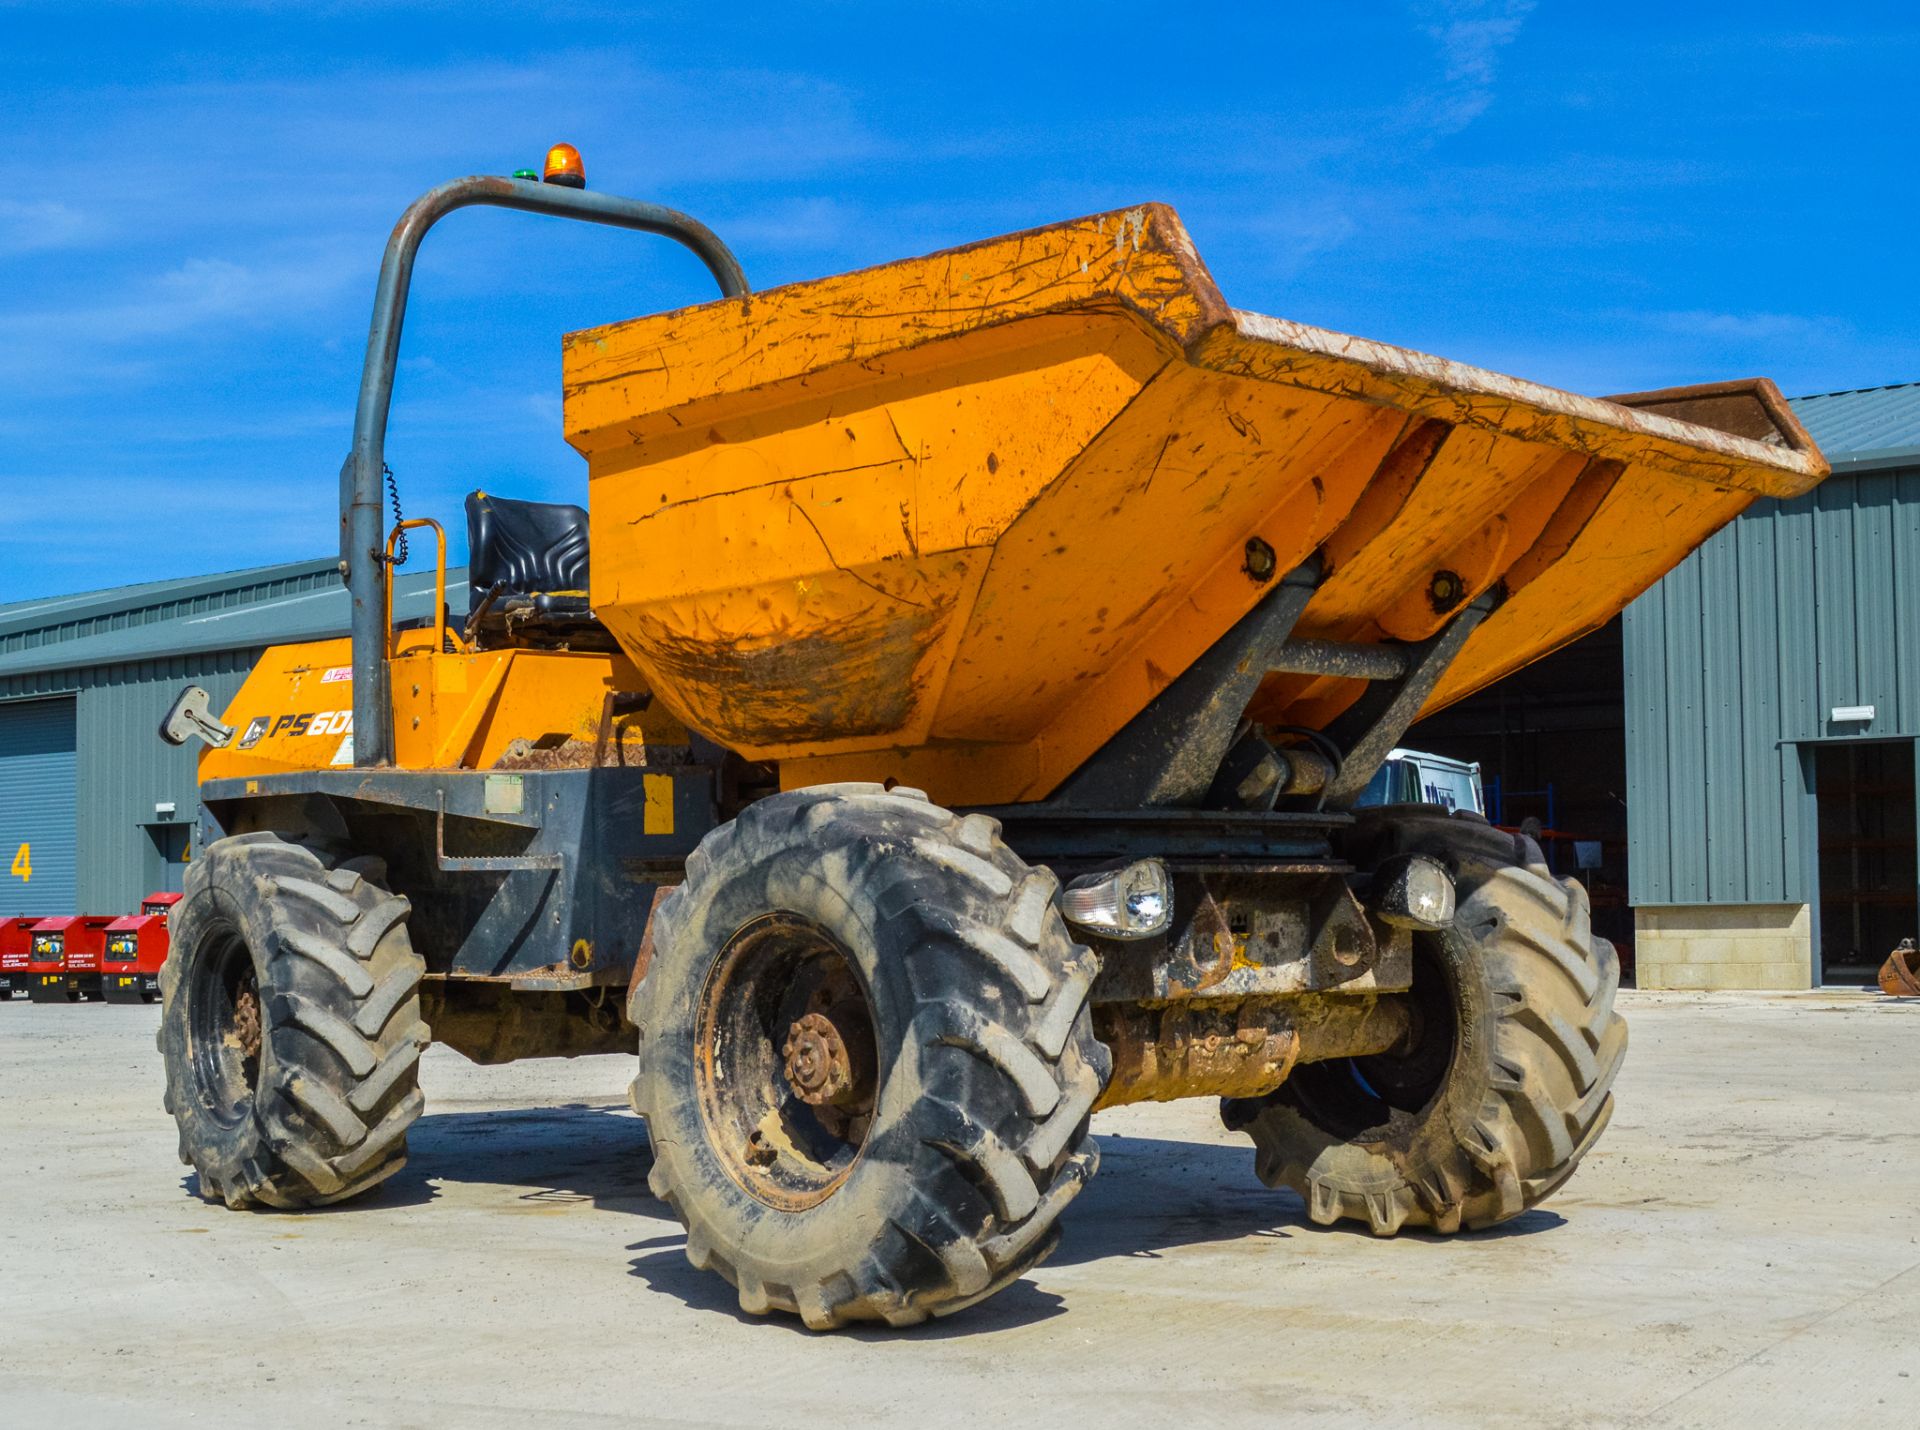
(465, 492, 591, 613)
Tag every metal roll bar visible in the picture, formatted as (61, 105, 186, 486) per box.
(344, 173, 750, 767)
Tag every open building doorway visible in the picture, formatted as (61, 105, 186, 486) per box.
(1404, 616, 1631, 974)
(1813, 741, 1917, 985)
(142, 821, 192, 897)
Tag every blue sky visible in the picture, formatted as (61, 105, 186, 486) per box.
(2, 2, 1913, 600)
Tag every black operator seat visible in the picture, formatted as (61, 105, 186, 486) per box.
(464, 491, 611, 648)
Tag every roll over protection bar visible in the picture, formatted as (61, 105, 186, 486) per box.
(342, 172, 749, 767)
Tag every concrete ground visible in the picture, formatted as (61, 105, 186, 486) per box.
(2, 990, 1915, 1430)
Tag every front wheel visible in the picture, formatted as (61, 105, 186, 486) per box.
(158, 833, 429, 1209)
(631, 783, 1109, 1329)
(1224, 809, 1627, 1235)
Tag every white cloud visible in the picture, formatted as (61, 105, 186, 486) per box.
(704, 196, 860, 252)
(1635, 310, 1848, 344)
(1409, 0, 1537, 136)
(1213, 201, 1362, 280)
(0, 199, 93, 256)
(0, 243, 363, 399)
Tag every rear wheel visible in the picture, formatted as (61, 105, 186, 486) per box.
(159, 833, 429, 1209)
(631, 783, 1109, 1328)
(1224, 808, 1627, 1234)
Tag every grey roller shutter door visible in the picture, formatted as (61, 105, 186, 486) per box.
(0, 697, 78, 916)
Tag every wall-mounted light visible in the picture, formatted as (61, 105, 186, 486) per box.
(1831, 704, 1875, 723)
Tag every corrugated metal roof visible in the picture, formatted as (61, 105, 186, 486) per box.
(0, 566, 306, 629)
(0, 559, 467, 680)
(1, 558, 338, 653)
(1788, 381, 1920, 471)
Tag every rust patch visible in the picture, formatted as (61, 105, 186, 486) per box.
(627, 884, 679, 1016)
(1094, 998, 1298, 1109)
(1094, 993, 1413, 1111)
(491, 736, 602, 771)
(232, 985, 262, 1063)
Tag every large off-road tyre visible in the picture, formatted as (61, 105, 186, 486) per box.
(1224, 807, 1627, 1235)
(631, 783, 1110, 1329)
(159, 833, 429, 1209)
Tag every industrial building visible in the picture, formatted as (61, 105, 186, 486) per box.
(1625, 382, 1920, 988)
(0, 560, 457, 916)
(3, 386, 1914, 987)
(1413, 380, 1920, 989)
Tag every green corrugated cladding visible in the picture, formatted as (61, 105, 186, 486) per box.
(1625, 464, 1920, 905)
(0, 557, 458, 914)
(0, 653, 257, 910)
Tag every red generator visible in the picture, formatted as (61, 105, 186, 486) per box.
(0, 915, 40, 1000)
(27, 915, 115, 1003)
(103, 892, 183, 1004)
(26, 916, 78, 1002)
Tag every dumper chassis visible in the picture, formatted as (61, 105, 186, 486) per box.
(155, 154, 1825, 1328)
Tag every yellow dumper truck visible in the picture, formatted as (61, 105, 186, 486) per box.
(156, 148, 1826, 1328)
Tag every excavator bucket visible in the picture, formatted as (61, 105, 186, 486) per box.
(564, 204, 1826, 807)
(1881, 939, 1920, 997)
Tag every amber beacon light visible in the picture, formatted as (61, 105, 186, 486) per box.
(542, 143, 586, 188)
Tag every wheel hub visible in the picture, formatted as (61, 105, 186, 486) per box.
(780, 982, 877, 1141)
(783, 1011, 855, 1106)
(232, 985, 263, 1063)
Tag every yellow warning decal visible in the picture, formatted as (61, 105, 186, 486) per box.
(643, 774, 675, 836)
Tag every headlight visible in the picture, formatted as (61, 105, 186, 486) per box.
(1059, 859, 1173, 940)
(1371, 854, 1456, 931)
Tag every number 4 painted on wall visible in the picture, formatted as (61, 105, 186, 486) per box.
(10, 843, 28, 882)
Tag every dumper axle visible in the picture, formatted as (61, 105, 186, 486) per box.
(1092, 993, 1413, 1109)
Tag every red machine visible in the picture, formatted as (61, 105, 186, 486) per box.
(26, 916, 78, 1002)
(0, 915, 39, 1000)
(102, 892, 183, 1004)
(27, 915, 115, 1003)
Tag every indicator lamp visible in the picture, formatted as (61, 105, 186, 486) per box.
(542, 143, 586, 189)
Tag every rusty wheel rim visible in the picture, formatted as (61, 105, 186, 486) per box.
(694, 913, 879, 1212)
(188, 925, 263, 1130)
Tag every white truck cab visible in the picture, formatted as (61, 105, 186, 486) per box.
(1353, 747, 1485, 815)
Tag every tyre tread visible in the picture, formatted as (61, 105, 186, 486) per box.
(633, 787, 1108, 1328)
(1237, 817, 1626, 1237)
(158, 833, 427, 1211)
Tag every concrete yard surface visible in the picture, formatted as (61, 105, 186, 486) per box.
(2, 989, 1915, 1429)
